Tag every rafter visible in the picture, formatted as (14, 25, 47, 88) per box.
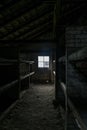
(1, 12, 53, 40)
(0, 2, 54, 26)
(26, 27, 53, 40)
(15, 22, 52, 40)
(0, 0, 21, 11)
(0, 4, 54, 38)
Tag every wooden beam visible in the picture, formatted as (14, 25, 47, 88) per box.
(20, 72, 35, 80)
(16, 21, 52, 40)
(1, 12, 53, 40)
(0, 80, 18, 93)
(60, 82, 87, 130)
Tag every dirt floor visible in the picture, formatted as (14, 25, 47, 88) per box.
(0, 84, 64, 130)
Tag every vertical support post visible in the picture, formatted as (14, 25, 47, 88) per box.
(29, 63, 30, 88)
(65, 47, 68, 130)
(54, 0, 62, 100)
(18, 46, 21, 99)
(54, 0, 67, 130)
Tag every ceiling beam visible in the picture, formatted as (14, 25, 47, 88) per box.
(26, 28, 53, 40)
(15, 21, 53, 40)
(0, 11, 53, 39)
(0, 2, 54, 26)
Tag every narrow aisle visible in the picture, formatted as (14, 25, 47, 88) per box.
(0, 84, 64, 130)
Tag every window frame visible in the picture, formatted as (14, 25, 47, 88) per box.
(38, 56, 49, 68)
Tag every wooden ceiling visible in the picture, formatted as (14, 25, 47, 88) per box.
(0, 0, 55, 41)
(0, 0, 87, 44)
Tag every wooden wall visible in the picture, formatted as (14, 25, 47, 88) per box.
(0, 46, 19, 115)
(0, 46, 35, 115)
(22, 52, 55, 84)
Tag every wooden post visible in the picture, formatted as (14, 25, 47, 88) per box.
(18, 47, 21, 99)
(54, 0, 67, 130)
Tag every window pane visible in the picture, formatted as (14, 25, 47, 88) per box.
(44, 56, 49, 61)
(38, 56, 43, 61)
(38, 62, 43, 68)
(44, 62, 49, 68)
(38, 56, 49, 68)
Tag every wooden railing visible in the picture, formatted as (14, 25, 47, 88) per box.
(60, 82, 87, 130)
(20, 72, 35, 80)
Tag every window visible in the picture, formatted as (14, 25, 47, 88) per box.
(38, 56, 49, 68)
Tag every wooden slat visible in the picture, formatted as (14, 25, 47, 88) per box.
(59, 47, 87, 63)
(20, 60, 34, 64)
(0, 72, 35, 93)
(0, 58, 18, 63)
(20, 72, 35, 80)
(0, 1, 42, 25)
(60, 82, 87, 129)
(0, 80, 18, 93)
(17, 21, 52, 40)
(1, 12, 53, 40)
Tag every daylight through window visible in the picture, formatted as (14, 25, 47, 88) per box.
(38, 56, 49, 68)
